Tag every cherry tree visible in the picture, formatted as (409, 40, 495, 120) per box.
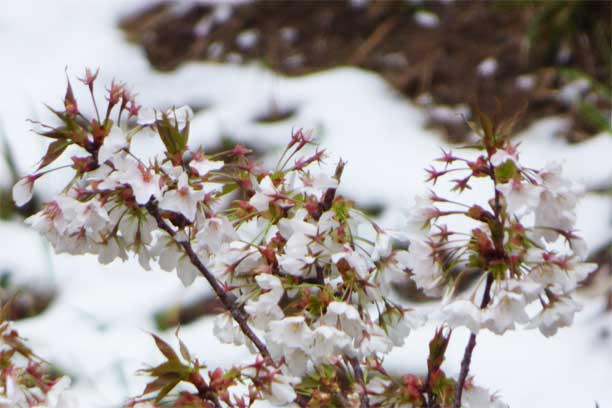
(7, 71, 596, 407)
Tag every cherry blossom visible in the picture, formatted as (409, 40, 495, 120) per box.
(266, 373, 299, 406)
(12, 175, 37, 207)
(158, 173, 205, 222)
(18, 77, 590, 408)
(526, 296, 582, 337)
(496, 179, 542, 215)
(98, 126, 128, 164)
(189, 151, 224, 176)
(482, 291, 529, 335)
(404, 195, 440, 237)
(442, 299, 482, 334)
(244, 274, 285, 328)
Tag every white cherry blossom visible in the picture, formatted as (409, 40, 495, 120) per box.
(380, 310, 424, 346)
(12, 176, 36, 207)
(482, 291, 529, 334)
(442, 299, 482, 333)
(497, 179, 542, 215)
(98, 126, 128, 164)
(404, 195, 439, 237)
(405, 239, 444, 297)
(266, 316, 314, 376)
(245, 274, 285, 329)
(115, 162, 163, 205)
(526, 296, 582, 337)
(490, 147, 518, 167)
(158, 173, 205, 222)
(266, 373, 299, 406)
(213, 312, 247, 346)
(323, 301, 365, 339)
(372, 231, 393, 261)
(358, 323, 393, 358)
(332, 246, 371, 279)
(249, 175, 278, 212)
(310, 325, 352, 363)
(278, 232, 318, 277)
(190, 152, 224, 177)
(463, 384, 508, 408)
(298, 172, 337, 198)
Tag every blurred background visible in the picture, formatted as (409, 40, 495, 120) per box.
(0, 1, 610, 406)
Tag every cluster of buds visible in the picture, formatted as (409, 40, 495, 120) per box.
(14, 74, 595, 407)
(14, 72, 431, 407)
(403, 111, 595, 338)
(0, 303, 76, 407)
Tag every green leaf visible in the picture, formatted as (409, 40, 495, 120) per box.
(36, 127, 70, 140)
(147, 360, 188, 377)
(175, 328, 192, 362)
(494, 159, 517, 184)
(489, 261, 508, 280)
(155, 379, 180, 403)
(427, 327, 450, 373)
(37, 139, 70, 171)
(475, 107, 495, 145)
(64, 75, 77, 113)
(156, 112, 190, 155)
(577, 101, 612, 133)
(151, 334, 180, 363)
(142, 374, 177, 396)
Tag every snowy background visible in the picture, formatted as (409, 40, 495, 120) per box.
(0, 1, 611, 406)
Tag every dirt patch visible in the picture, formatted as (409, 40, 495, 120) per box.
(120, 0, 611, 143)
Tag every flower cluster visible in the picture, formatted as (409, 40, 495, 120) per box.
(0, 306, 77, 407)
(403, 114, 596, 337)
(15, 73, 596, 408)
(15, 72, 431, 407)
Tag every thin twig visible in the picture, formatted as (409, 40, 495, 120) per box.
(349, 357, 370, 408)
(350, 16, 398, 65)
(146, 202, 270, 359)
(454, 157, 503, 408)
(190, 372, 223, 408)
(318, 160, 345, 218)
(453, 273, 493, 408)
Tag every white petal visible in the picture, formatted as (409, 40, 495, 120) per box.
(12, 177, 34, 207)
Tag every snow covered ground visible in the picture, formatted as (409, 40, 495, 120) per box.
(0, 1, 610, 406)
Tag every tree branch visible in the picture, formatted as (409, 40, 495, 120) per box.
(453, 263, 494, 407)
(453, 157, 507, 408)
(349, 357, 370, 408)
(146, 202, 271, 360)
(189, 372, 222, 408)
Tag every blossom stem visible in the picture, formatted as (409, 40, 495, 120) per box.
(455, 156, 504, 408)
(318, 160, 345, 217)
(453, 273, 493, 408)
(146, 202, 271, 360)
(348, 357, 370, 408)
(189, 372, 222, 408)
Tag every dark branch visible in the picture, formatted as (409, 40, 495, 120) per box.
(146, 202, 271, 360)
(349, 357, 370, 408)
(453, 268, 494, 408)
(189, 372, 222, 408)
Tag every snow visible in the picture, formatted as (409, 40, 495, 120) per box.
(477, 57, 498, 77)
(414, 10, 440, 29)
(236, 29, 259, 50)
(0, 0, 610, 406)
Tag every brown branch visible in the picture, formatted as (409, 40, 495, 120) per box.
(318, 159, 345, 218)
(349, 357, 370, 408)
(350, 16, 398, 65)
(189, 372, 222, 408)
(146, 202, 271, 360)
(453, 273, 493, 408)
(453, 155, 507, 408)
